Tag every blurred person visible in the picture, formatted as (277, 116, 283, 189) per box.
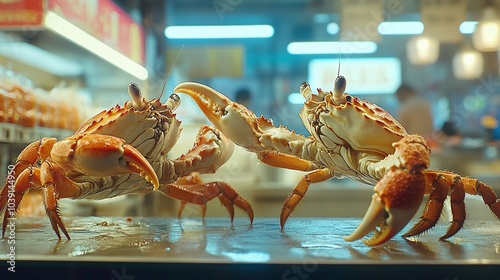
(434, 120, 462, 148)
(235, 88, 252, 108)
(395, 84, 434, 139)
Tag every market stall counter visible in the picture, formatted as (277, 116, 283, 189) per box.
(1, 217, 499, 279)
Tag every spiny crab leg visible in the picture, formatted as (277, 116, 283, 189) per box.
(51, 133, 159, 190)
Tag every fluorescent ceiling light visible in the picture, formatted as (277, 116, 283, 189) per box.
(287, 41, 377, 55)
(0, 41, 82, 77)
(460, 21, 478, 34)
(165, 25, 274, 39)
(308, 58, 401, 95)
(378, 21, 424, 35)
(326, 22, 339, 35)
(288, 93, 305, 104)
(44, 11, 148, 80)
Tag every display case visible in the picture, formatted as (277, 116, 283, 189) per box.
(0, 0, 148, 179)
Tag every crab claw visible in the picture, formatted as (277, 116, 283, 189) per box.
(344, 169, 425, 246)
(174, 82, 275, 152)
(51, 134, 159, 190)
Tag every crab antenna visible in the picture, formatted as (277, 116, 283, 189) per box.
(159, 44, 184, 100)
(337, 39, 342, 78)
(337, 53, 341, 78)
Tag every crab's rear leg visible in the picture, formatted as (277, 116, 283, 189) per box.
(159, 173, 254, 223)
(0, 138, 57, 211)
(2, 159, 81, 239)
(402, 171, 465, 239)
(404, 170, 500, 240)
(2, 167, 41, 237)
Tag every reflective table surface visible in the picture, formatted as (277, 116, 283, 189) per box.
(1, 217, 499, 279)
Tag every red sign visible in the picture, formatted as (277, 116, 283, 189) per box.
(0, 0, 44, 27)
(47, 0, 144, 64)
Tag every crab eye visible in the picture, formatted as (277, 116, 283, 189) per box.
(166, 93, 181, 110)
(346, 95, 352, 102)
(127, 83, 147, 110)
(170, 93, 180, 102)
(300, 81, 310, 91)
(334, 76, 346, 95)
(128, 83, 141, 99)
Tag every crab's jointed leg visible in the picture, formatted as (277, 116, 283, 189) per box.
(1, 159, 82, 239)
(1, 133, 161, 239)
(159, 173, 254, 223)
(280, 168, 333, 229)
(168, 125, 253, 222)
(403, 171, 500, 240)
(257, 151, 318, 172)
(0, 138, 57, 212)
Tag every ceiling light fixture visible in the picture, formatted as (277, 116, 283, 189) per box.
(44, 11, 148, 80)
(453, 47, 483, 80)
(378, 21, 424, 35)
(288, 93, 305, 104)
(473, 6, 500, 52)
(326, 22, 339, 34)
(164, 25, 274, 39)
(459, 21, 478, 34)
(406, 35, 439, 65)
(287, 41, 377, 55)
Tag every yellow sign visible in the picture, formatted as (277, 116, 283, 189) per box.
(421, 0, 466, 43)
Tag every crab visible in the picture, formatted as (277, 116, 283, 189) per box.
(0, 83, 253, 239)
(174, 76, 500, 246)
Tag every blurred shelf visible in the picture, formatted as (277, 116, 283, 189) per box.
(0, 122, 73, 144)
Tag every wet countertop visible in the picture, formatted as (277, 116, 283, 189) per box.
(1, 217, 499, 279)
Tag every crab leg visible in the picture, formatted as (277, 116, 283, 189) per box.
(402, 172, 464, 240)
(258, 151, 318, 172)
(1, 138, 57, 233)
(159, 173, 254, 223)
(170, 125, 254, 223)
(1, 138, 57, 199)
(280, 168, 332, 229)
(1, 158, 83, 239)
(1, 167, 41, 237)
(403, 170, 500, 240)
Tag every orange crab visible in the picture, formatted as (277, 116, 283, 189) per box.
(0, 83, 253, 239)
(175, 76, 500, 246)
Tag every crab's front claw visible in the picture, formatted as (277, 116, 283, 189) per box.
(51, 134, 159, 190)
(344, 169, 425, 246)
(175, 82, 273, 152)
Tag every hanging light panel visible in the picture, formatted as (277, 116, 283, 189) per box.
(406, 35, 440, 65)
(453, 48, 483, 79)
(472, 6, 500, 52)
